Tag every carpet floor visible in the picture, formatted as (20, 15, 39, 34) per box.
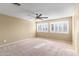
(0, 38, 77, 56)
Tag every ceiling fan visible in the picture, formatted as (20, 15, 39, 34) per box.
(12, 3, 21, 6)
(35, 13, 48, 20)
(12, 3, 48, 20)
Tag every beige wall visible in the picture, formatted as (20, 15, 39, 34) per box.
(36, 17, 72, 43)
(72, 4, 79, 53)
(0, 14, 35, 45)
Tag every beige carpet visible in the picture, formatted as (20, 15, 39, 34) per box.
(0, 38, 77, 56)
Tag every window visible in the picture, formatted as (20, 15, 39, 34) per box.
(50, 21, 69, 33)
(36, 23, 48, 32)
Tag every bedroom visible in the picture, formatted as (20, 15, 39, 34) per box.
(0, 3, 78, 56)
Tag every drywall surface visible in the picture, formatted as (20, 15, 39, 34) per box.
(0, 14, 35, 45)
(36, 17, 72, 43)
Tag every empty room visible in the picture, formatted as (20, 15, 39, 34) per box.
(0, 3, 79, 56)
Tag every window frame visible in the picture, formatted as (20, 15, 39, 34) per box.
(36, 23, 48, 32)
(50, 21, 69, 34)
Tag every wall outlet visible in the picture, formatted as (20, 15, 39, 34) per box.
(3, 40, 6, 43)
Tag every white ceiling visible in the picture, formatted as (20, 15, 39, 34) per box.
(0, 3, 77, 21)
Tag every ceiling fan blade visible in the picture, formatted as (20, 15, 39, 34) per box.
(12, 3, 21, 6)
(40, 17, 48, 18)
